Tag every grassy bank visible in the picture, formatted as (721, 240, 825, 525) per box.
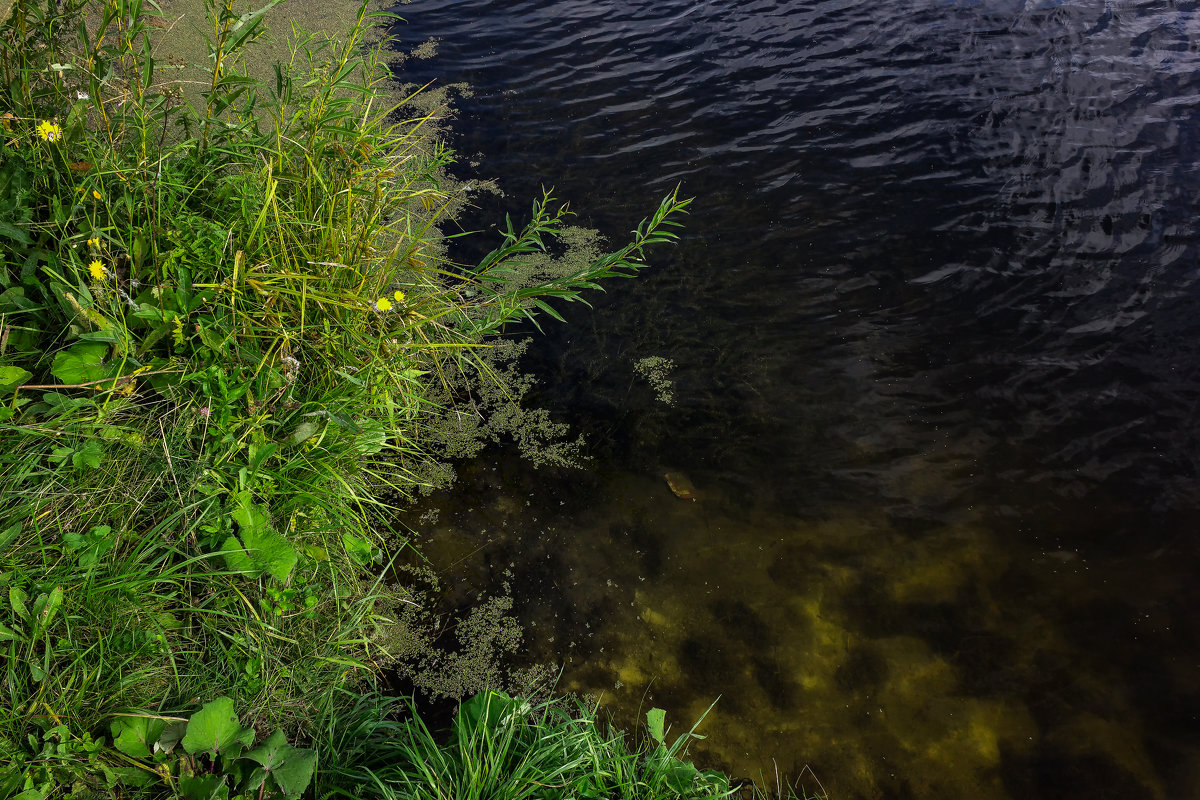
(0, 0, 818, 796)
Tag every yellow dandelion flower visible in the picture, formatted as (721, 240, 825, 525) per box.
(392, 290, 406, 304)
(35, 121, 62, 142)
(87, 237, 100, 250)
(92, 189, 102, 201)
(88, 260, 107, 282)
(374, 296, 392, 312)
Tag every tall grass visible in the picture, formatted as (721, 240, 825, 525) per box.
(315, 689, 732, 800)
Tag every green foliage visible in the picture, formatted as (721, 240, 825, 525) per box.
(312, 688, 736, 800)
(223, 491, 297, 581)
(180, 697, 254, 759)
(110, 714, 166, 760)
(107, 698, 316, 799)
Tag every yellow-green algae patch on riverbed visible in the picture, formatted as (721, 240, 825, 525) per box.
(407, 464, 1184, 800)
(581, 497, 1169, 799)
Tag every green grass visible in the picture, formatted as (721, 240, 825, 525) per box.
(313, 689, 828, 800)
(0, 0, 821, 796)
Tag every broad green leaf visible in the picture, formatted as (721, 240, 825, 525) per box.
(0, 221, 30, 247)
(71, 438, 103, 471)
(34, 586, 63, 632)
(77, 327, 124, 343)
(178, 775, 228, 800)
(50, 342, 109, 384)
(302, 544, 328, 562)
(99, 426, 145, 447)
(0, 366, 30, 391)
(106, 766, 155, 788)
(397, 368, 427, 382)
(286, 420, 319, 447)
(8, 789, 45, 800)
(248, 442, 277, 473)
(111, 715, 167, 759)
(324, 410, 360, 433)
(230, 495, 296, 582)
(133, 304, 169, 322)
(353, 420, 386, 456)
(9, 586, 28, 621)
(181, 697, 248, 757)
(243, 729, 291, 769)
(231, 491, 268, 537)
(341, 533, 372, 566)
(456, 690, 526, 738)
(334, 368, 362, 386)
(42, 392, 92, 412)
(154, 719, 188, 754)
(0, 286, 30, 312)
(646, 707, 666, 745)
(271, 747, 317, 797)
(0, 522, 21, 554)
(664, 758, 702, 793)
(243, 727, 317, 793)
(0, 623, 18, 642)
(156, 611, 183, 630)
(221, 536, 258, 577)
(242, 526, 297, 583)
(226, 494, 297, 582)
(65, 528, 112, 567)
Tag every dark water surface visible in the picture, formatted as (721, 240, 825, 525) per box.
(388, 2, 1200, 797)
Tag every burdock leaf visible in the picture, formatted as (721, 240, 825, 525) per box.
(221, 536, 259, 577)
(243, 729, 290, 769)
(50, 342, 109, 384)
(0, 366, 30, 391)
(181, 697, 244, 757)
(230, 493, 296, 582)
(111, 715, 167, 759)
(271, 748, 317, 797)
(242, 730, 317, 797)
(240, 526, 296, 583)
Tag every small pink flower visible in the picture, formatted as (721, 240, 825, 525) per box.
(199, 406, 211, 418)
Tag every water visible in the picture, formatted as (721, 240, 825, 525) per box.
(387, 2, 1200, 797)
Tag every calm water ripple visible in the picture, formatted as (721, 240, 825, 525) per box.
(390, 1, 1200, 797)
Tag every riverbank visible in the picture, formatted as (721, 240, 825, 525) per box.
(0, 0, 799, 797)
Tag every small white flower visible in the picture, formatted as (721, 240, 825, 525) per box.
(75, 91, 89, 100)
(281, 355, 301, 384)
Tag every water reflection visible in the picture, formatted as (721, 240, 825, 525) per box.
(390, 0, 1200, 797)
